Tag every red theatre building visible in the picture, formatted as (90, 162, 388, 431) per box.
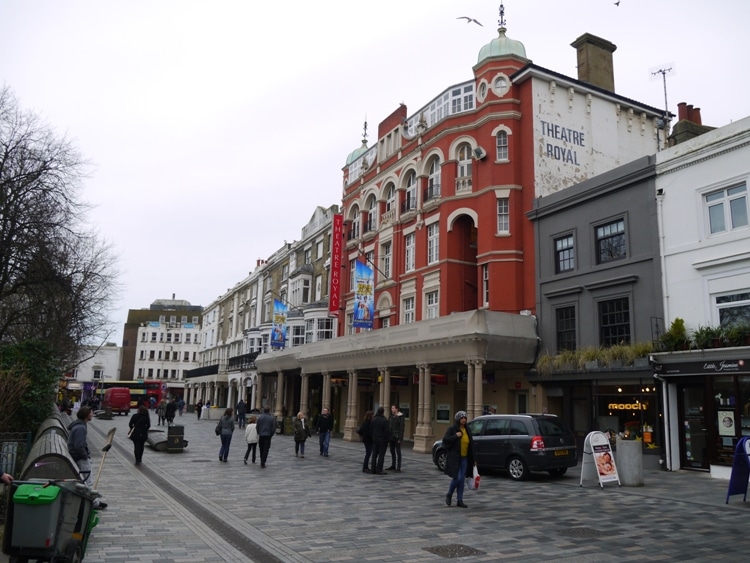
(284, 23, 665, 453)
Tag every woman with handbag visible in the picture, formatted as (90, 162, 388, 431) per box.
(128, 405, 151, 465)
(443, 410, 475, 508)
(292, 411, 311, 458)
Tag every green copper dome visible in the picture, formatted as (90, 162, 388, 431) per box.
(345, 140, 369, 166)
(477, 27, 527, 64)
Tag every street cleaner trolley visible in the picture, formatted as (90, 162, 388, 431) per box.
(2, 479, 100, 563)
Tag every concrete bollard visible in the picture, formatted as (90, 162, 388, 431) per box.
(615, 438, 644, 486)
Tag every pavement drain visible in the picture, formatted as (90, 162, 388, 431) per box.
(558, 527, 603, 538)
(423, 544, 485, 558)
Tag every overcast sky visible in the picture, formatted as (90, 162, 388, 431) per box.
(2, 0, 748, 345)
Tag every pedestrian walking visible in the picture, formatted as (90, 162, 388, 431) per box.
(129, 404, 151, 466)
(177, 397, 185, 416)
(443, 410, 475, 508)
(243, 415, 259, 464)
(165, 398, 178, 426)
(236, 399, 247, 428)
(256, 407, 275, 468)
(357, 410, 374, 473)
(293, 411, 311, 458)
(68, 406, 107, 509)
(217, 408, 235, 462)
(387, 404, 404, 472)
(157, 399, 167, 426)
(370, 407, 391, 475)
(196, 400, 203, 420)
(315, 408, 333, 457)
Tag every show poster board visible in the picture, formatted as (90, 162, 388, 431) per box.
(580, 431, 621, 488)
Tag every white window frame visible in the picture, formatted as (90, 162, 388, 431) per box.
(386, 183, 396, 212)
(427, 157, 441, 199)
(496, 130, 508, 161)
(427, 223, 439, 264)
(405, 233, 415, 272)
(403, 296, 415, 324)
(426, 290, 439, 319)
(458, 144, 472, 178)
(405, 171, 417, 211)
(705, 183, 749, 235)
(482, 264, 490, 307)
(381, 241, 392, 281)
(497, 197, 510, 234)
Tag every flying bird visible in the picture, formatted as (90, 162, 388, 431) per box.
(614, 1, 620, 5)
(457, 16, 483, 26)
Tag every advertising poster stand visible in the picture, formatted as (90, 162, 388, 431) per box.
(580, 431, 621, 488)
(725, 436, 750, 504)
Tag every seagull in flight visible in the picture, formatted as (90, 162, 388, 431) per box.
(457, 16, 483, 26)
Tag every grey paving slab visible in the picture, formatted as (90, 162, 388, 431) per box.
(4, 412, 750, 562)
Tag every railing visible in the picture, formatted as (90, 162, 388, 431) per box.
(227, 352, 259, 372)
(455, 177, 472, 193)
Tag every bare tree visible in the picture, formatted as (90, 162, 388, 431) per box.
(0, 86, 120, 364)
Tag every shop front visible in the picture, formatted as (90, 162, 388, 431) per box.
(530, 369, 663, 470)
(652, 348, 750, 477)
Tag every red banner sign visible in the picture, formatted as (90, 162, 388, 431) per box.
(328, 214, 344, 315)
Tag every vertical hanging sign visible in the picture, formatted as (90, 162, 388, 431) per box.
(352, 261, 374, 329)
(271, 299, 288, 349)
(328, 213, 343, 315)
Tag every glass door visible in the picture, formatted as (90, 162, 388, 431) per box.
(679, 383, 709, 470)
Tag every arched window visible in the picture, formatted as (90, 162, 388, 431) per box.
(457, 144, 472, 178)
(349, 205, 360, 240)
(496, 131, 509, 161)
(404, 170, 417, 212)
(427, 157, 441, 200)
(385, 183, 396, 212)
(365, 195, 378, 232)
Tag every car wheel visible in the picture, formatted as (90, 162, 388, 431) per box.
(548, 467, 567, 478)
(436, 450, 447, 472)
(507, 456, 529, 481)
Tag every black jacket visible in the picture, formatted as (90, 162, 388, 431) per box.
(442, 422, 474, 479)
(316, 413, 333, 433)
(370, 413, 391, 444)
(358, 418, 373, 444)
(129, 411, 151, 441)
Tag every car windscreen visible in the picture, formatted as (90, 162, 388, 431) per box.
(535, 417, 570, 437)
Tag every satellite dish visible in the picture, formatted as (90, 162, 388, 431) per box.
(473, 146, 487, 160)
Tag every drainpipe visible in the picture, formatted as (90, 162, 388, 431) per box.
(653, 371, 671, 471)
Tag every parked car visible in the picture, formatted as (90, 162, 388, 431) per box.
(431, 413, 578, 480)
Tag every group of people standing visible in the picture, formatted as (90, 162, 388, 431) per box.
(357, 405, 404, 475)
(156, 398, 179, 426)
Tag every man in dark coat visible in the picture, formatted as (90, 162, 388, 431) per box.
(315, 408, 334, 457)
(387, 405, 405, 472)
(370, 407, 391, 475)
(165, 398, 178, 426)
(443, 410, 475, 508)
(256, 407, 276, 468)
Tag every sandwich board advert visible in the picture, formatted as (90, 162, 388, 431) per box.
(580, 430, 621, 488)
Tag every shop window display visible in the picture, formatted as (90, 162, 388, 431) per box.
(596, 384, 659, 451)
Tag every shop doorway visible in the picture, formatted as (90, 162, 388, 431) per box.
(679, 383, 709, 470)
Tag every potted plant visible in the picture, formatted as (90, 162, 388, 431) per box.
(692, 325, 721, 349)
(725, 325, 745, 347)
(660, 318, 689, 351)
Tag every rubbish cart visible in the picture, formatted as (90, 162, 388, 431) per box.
(2, 479, 100, 562)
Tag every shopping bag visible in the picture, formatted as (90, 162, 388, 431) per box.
(467, 465, 480, 490)
(127, 427, 134, 440)
(215, 422, 222, 436)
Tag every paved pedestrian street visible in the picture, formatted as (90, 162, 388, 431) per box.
(7, 412, 750, 562)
